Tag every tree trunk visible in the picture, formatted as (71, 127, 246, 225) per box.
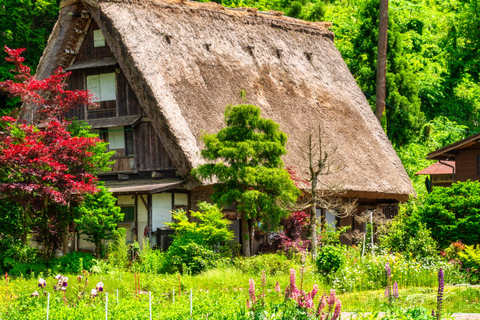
(21, 205, 28, 245)
(375, 0, 389, 122)
(248, 219, 254, 255)
(241, 212, 251, 257)
(62, 223, 69, 255)
(310, 179, 318, 261)
(95, 241, 101, 259)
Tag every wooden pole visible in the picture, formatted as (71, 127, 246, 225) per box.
(375, 0, 389, 122)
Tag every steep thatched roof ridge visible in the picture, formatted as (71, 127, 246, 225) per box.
(37, 0, 414, 201)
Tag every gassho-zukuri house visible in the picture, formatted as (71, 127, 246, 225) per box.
(34, 0, 414, 252)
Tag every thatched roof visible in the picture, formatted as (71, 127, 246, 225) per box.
(36, 0, 414, 201)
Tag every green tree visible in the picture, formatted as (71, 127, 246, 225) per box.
(417, 180, 480, 249)
(193, 104, 300, 257)
(75, 185, 123, 258)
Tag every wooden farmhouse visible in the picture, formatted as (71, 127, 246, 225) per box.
(35, 0, 414, 252)
(416, 133, 480, 189)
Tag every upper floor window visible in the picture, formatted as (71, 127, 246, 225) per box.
(87, 73, 116, 105)
(93, 30, 106, 47)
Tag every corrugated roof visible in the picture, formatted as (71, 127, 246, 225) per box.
(66, 57, 117, 70)
(415, 161, 455, 175)
(86, 115, 142, 128)
(105, 178, 184, 194)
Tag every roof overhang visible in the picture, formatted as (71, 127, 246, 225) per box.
(105, 178, 184, 195)
(86, 115, 142, 129)
(415, 161, 455, 175)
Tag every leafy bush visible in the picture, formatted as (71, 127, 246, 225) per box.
(166, 237, 219, 275)
(107, 228, 130, 270)
(1, 244, 43, 274)
(49, 251, 95, 274)
(417, 180, 480, 248)
(443, 241, 466, 261)
(9, 262, 47, 277)
(165, 202, 234, 274)
(458, 245, 480, 273)
(316, 245, 346, 275)
(379, 207, 438, 259)
(234, 253, 297, 275)
(133, 240, 166, 274)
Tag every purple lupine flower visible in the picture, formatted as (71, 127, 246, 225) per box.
(432, 310, 435, 317)
(38, 278, 46, 288)
(436, 268, 444, 320)
(30, 291, 39, 297)
(275, 281, 280, 292)
(393, 281, 399, 299)
(331, 299, 342, 320)
(96, 282, 104, 292)
(385, 286, 389, 298)
(385, 263, 391, 279)
(249, 279, 256, 304)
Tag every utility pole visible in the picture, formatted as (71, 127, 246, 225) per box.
(375, 0, 388, 122)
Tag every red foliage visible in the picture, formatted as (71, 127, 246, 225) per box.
(0, 47, 96, 118)
(286, 166, 310, 188)
(274, 211, 311, 254)
(0, 47, 99, 209)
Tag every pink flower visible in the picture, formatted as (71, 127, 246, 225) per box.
(246, 299, 251, 309)
(289, 269, 297, 291)
(331, 298, 342, 320)
(291, 287, 300, 300)
(310, 284, 319, 300)
(327, 289, 336, 305)
(249, 279, 256, 304)
(317, 293, 326, 316)
(275, 281, 280, 292)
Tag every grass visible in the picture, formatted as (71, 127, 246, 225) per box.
(1, 268, 479, 316)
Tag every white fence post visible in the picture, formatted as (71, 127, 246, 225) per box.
(105, 292, 108, 320)
(46, 293, 50, 320)
(190, 289, 192, 319)
(116, 289, 118, 304)
(149, 291, 152, 320)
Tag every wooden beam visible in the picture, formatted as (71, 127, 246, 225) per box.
(139, 194, 148, 211)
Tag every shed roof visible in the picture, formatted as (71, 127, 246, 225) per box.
(415, 161, 455, 175)
(105, 178, 184, 194)
(35, 0, 414, 201)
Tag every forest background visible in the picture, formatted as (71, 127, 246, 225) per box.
(1, 0, 479, 195)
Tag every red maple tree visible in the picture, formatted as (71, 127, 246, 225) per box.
(0, 47, 101, 254)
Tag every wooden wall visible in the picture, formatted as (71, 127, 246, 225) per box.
(455, 145, 480, 182)
(77, 21, 113, 61)
(135, 121, 175, 171)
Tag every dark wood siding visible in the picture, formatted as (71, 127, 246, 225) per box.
(455, 145, 480, 182)
(66, 70, 85, 120)
(117, 71, 144, 117)
(135, 122, 175, 171)
(76, 21, 113, 61)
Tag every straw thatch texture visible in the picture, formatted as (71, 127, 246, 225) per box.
(37, 0, 414, 201)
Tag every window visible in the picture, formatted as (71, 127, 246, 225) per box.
(120, 206, 135, 222)
(97, 126, 134, 156)
(125, 127, 134, 156)
(93, 30, 105, 47)
(86, 73, 116, 104)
